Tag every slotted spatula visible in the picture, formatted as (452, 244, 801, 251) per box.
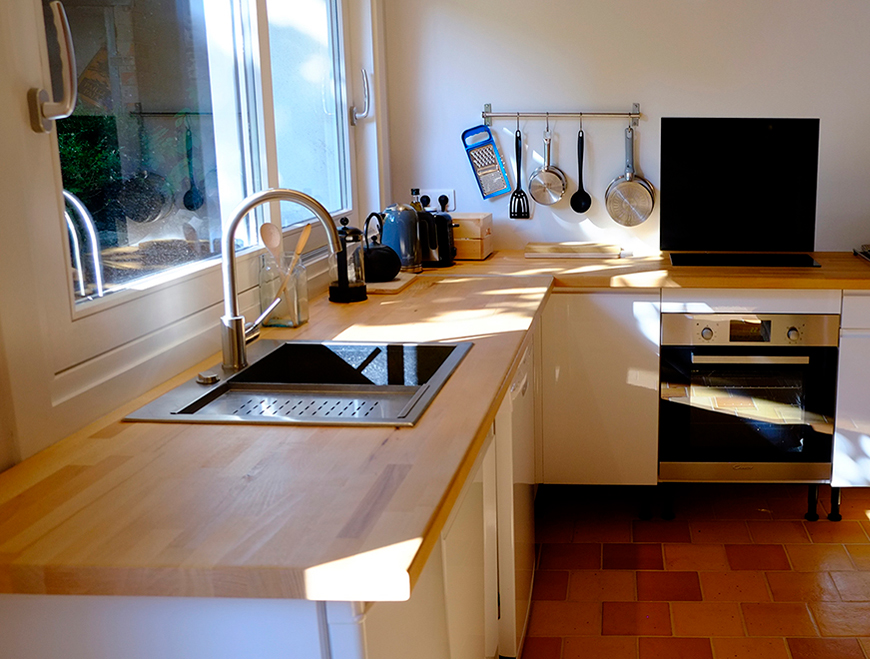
(510, 128, 530, 218)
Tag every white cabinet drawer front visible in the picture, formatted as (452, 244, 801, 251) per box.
(841, 292, 870, 329)
(661, 289, 841, 314)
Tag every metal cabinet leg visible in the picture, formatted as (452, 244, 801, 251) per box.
(828, 486, 842, 522)
(805, 484, 820, 521)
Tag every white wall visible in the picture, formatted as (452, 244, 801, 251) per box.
(381, 0, 870, 254)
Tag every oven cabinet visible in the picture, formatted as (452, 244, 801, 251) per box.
(833, 292, 870, 487)
(541, 291, 660, 484)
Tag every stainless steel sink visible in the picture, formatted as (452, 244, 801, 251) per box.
(126, 340, 472, 427)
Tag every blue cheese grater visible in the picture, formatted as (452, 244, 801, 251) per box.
(462, 125, 511, 199)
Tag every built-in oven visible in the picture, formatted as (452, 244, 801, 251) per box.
(659, 313, 839, 483)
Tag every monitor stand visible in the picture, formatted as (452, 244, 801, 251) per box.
(669, 253, 820, 268)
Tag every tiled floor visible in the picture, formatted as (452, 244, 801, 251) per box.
(524, 483, 870, 659)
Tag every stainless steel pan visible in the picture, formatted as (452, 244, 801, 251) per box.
(529, 130, 567, 205)
(605, 126, 654, 226)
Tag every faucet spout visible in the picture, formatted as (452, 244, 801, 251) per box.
(221, 189, 342, 370)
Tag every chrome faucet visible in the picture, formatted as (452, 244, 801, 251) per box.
(221, 189, 342, 371)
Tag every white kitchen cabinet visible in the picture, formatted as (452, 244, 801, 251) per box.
(364, 434, 498, 659)
(495, 342, 536, 658)
(541, 291, 661, 484)
(833, 291, 870, 486)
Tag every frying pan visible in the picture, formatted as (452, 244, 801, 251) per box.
(605, 126, 655, 226)
(529, 130, 567, 205)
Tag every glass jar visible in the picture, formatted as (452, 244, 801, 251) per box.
(258, 253, 309, 327)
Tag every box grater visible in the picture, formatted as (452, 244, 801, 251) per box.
(461, 125, 511, 199)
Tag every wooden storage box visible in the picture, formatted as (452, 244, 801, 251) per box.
(451, 213, 493, 260)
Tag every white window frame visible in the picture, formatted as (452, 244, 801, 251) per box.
(0, 0, 388, 465)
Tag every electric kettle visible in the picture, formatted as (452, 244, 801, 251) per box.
(380, 204, 421, 273)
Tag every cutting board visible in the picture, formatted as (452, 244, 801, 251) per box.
(366, 272, 417, 294)
(524, 242, 625, 259)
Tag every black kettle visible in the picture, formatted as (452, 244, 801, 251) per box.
(363, 212, 402, 282)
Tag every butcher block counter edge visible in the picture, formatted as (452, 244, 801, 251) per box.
(0, 275, 552, 602)
(450, 251, 870, 289)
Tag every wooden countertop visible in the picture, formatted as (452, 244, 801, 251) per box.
(447, 251, 870, 289)
(0, 275, 551, 601)
(1, 250, 868, 603)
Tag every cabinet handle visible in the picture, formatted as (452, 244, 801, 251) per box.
(29, 1, 78, 133)
(691, 355, 810, 365)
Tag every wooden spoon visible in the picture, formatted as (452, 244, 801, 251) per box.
(259, 222, 284, 268)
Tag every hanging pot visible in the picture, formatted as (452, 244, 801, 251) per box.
(605, 126, 655, 226)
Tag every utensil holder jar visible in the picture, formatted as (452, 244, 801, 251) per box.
(258, 253, 309, 327)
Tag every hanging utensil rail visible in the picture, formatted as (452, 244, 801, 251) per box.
(482, 103, 641, 127)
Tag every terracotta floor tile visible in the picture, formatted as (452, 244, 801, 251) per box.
(573, 519, 632, 543)
(602, 544, 663, 570)
(632, 520, 691, 543)
(860, 638, 870, 656)
(726, 544, 791, 570)
(830, 571, 870, 601)
(536, 517, 575, 543)
(690, 520, 752, 543)
(786, 544, 855, 571)
(638, 637, 712, 659)
(741, 602, 817, 636)
(711, 637, 790, 659)
(714, 497, 775, 520)
(846, 544, 870, 570)
(699, 571, 771, 601)
(810, 602, 870, 636)
(805, 521, 870, 544)
(568, 570, 635, 602)
(636, 571, 701, 601)
(768, 496, 816, 520)
(601, 601, 671, 635)
(786, 637, 866, 659)
(820, 498, 870, 521)
(563, 636, 637, 659)
(531, 570, 569, 601)
(539, 543, 601, 570)
(748, 520, 811, 544)
(766, 571, 840, 602)
(663, 543, 730, 570)
(521, 636, 562, 659)
(527, 600, 602, 636)
(671, 601, 744, 636)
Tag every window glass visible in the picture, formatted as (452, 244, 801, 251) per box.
(54, 0, 244, 302)
(266, 0, 349, 226)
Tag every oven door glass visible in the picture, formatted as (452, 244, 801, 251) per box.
(659, 346, 837, 463)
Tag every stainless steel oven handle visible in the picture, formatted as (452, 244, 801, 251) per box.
(691, 355, 811, 365)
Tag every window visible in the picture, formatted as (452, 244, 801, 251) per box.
(51, 0, 353, 304)
(0, 0, 377, 462)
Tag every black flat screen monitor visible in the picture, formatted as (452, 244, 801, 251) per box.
(660, 117, 819, 253)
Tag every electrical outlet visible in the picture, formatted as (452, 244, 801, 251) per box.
(419, 189, 455, 212)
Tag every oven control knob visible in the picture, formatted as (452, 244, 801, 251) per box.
(787, 327, 800, 341)
(700, 327, 714, 340)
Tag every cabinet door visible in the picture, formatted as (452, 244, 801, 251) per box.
(542, 292, 660, 484)
(833, 329, 870, 486)
(441, 436, 498, 659)
(495, 343, 536, 658)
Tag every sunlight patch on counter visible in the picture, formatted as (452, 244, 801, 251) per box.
(303, 537, 421, 601)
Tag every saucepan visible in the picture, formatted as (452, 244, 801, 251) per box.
(529, 129, 567, 206)
(605, 126, 655, 226)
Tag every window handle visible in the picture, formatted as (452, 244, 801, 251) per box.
(29, 1, 78, 133)
(351, 68, 370, 126)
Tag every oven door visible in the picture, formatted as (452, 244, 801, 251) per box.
(659, 345, 838, 482)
